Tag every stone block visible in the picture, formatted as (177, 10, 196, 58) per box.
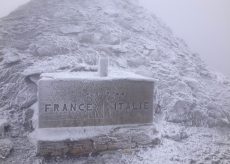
(32, 71, 156, 157)
(38, 72, 154, 128)
(29, 125, 160, 157)
(37, 139, 94, 157)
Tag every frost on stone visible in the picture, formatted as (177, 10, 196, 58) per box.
(1, 48, 21, 65)
(0, 139, 13, 159)
(0, 119, 9, 138)
(59, 25, 84, 34)
(0, 0, 229, 163)
(0, 0, 229, 128)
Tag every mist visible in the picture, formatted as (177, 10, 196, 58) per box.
(0, 0, 230, 163)
(139, 0, 230, 78)
(0, 0, 30, 18)
(0, 0, 229, 77)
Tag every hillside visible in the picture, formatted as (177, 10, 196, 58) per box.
(0, 0, 230, 163)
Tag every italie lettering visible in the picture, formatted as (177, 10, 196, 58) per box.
(43, 102, 150, 112)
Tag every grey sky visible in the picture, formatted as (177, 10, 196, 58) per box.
(139, 0, 230, 78)
(0, 0, 229, 77)
(0, 0, 30, 17)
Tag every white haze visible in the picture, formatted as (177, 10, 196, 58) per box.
(0, 0, 30, 17)
(139, 0, 230, 78)
(0, 0, 229, 77)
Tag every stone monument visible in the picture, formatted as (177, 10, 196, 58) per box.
(30, 57, 158, 157)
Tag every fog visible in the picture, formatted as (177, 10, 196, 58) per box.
(0, 0, 30, 17)
(139, 0, 230, 78)
(0, 0, 229, 77)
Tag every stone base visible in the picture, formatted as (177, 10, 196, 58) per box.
(29, 124, 160, 157)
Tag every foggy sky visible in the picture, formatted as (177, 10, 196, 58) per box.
(139, 0, 230, 78)
(0, 0, 30, 17)
(0, 0, 229, 78)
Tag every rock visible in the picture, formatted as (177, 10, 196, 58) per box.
(0, 119, 9, 138)
(107, 135, 135, 150)
(189, 159, 196, 164)
(36, 44, 69, 56)
(79, 33, 102, 44)
(23, 108, 34, 123)
(23, 108, 34, 132)
(33, 158, 44, 164)
(36, 45, 55, 57)
(60, 25, 84, 34)
(30, 125, 160, 157)
(0, 56, 4, 63)
(37, 139, 94, 157)
(132, 133, 155, 146)
(2, 49, 21, 65)
(25, 73, 41, 85)
(1, 0, 230, 162)
(10, 127, 21, 138)
(0, 139, 13, 159)
(93, 135, 111, 152)
(126, 57, 148, 68)
(70, 65, 97, 72)
(212, 160, 221, 164)
(164, 131, 189, 142)
(166, 100, 196, 124)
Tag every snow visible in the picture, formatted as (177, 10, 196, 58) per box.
(30, 125, 119, 142)
(0, 0, 230, 163)
(40, 70, 155, 82)
(30, 124, 152, 142)
(59, 25, 84, 34)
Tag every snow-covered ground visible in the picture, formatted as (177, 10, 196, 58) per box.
(0, 0, 230, 163)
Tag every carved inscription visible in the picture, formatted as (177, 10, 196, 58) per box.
(44, 102, 150, 112)
(38, 79, 154, 128)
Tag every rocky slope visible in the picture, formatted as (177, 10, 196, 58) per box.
(0, 0, 230, 163)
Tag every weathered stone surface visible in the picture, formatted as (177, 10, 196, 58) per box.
(1, 48, 21, 65)
(98, 57, 109, 77)
(106, 134, 135, 150)
(164, 131, 188, 142)
(0, 139, 13, 159)
(127, 57, 148, 68)
(30, 125, 160, 157)
(0, 119, 9, 138)
(132, 133, 156, 146)
(59, 25, 84, 34)
(37, 139, 94, 156)
(93, 135, 111, 152)
(23, 108, 35, 132)
(38, 72, 154, 128)
(32, 158, 44, 164)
